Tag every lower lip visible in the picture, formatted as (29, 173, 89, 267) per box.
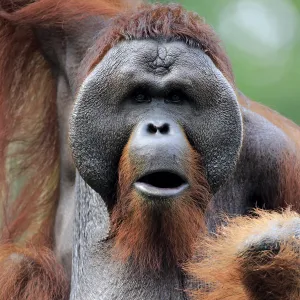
(133, 182, 189, 198)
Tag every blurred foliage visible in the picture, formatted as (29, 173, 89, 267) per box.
(158, 0, 300, 124)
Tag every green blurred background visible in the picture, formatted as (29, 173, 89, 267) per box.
(159, 0, 300, 124)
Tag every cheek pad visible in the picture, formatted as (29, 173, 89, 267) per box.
(185, 100, 243, 193)
(70, 42, 243, 197)
(69, 94, 129, 199)
(70, 91, 243, 197)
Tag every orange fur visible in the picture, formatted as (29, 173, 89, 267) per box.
(111, 142, 211, 271)
(1, 0, 300, 298)
(81, 3, 234, 86)
(0, 22, 58, 243)
(0, 0, 141, 244)
(0, 244, 69, 299)
(0, 1, 140, 299)
(0, 0, 142, 24)
(187, 210, 300, 300)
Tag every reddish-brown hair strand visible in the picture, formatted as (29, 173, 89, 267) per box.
(81, 3, 235, 87)
(111, 142, 211, 271)
(0, 0, 142, 298)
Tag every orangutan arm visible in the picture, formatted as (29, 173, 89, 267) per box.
(188, 209, 300, 300)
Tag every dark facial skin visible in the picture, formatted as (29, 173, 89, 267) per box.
(70, 40, 242, 204)
(66, 39, 243, 299)
(53, 39, 288, 299)
(1, 2, 298, 298)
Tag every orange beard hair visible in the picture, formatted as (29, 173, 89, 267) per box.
(111, 144, 211, 271)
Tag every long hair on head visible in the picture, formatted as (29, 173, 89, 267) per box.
(81, 3, 235, 87)
(0, 0, 141, 298)
(0, 0, 142, 248)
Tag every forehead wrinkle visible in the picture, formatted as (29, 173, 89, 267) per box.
(147, 44, 177, 74)
(154, 44, 168, 66)
(95, 40, 218, 87)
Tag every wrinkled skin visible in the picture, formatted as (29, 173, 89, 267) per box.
(70, 40, 242, 200)
(48, 34, 290, 299)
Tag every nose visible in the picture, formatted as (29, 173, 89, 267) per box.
(130, 118, 188, 152)
(128, 118, 190, 195)
(147, 122, 170, 135)
(137, 119, 184, 140)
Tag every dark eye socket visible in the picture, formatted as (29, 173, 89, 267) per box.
(129, 87, 187, 104)
(165, 90, 186, 104)
(133, 88, 151, 103)
(135, 93, 148, 102)
(170, 93, 181, 103)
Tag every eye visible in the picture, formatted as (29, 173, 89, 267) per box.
(165, 91, 185, 104)
(133, 88, 151, 103)
(135, 93, 148, 102)
(170, 93, 181, 103)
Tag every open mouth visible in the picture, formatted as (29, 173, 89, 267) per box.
(134, 171, 189, 198)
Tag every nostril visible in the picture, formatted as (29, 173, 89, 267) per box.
(159, 123, 169, 134)
(147, 123, 157, 134)
(147, 122, 170, 134)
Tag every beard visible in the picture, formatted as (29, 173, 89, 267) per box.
(110, 145, 211, 271)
